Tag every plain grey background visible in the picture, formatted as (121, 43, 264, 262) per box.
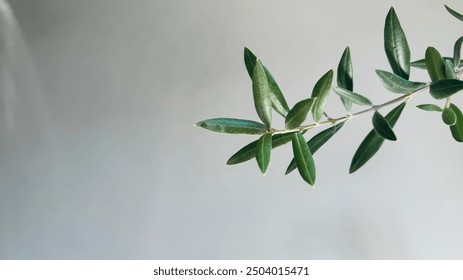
(1, 0, 463, 259)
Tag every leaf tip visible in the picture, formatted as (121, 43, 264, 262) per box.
(195, 121, 207, 128)
(258, 163, 269, 175)
(349, 153, 367, 174)
(306, 179, 316, 187)
(348, 166, 357, 174)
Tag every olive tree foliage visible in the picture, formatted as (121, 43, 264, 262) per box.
(197, 6, 463, 187)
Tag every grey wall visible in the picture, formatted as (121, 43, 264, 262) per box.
(1, 0, 463, 259)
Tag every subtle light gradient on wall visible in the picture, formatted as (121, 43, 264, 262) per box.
(1, 0, 463, 259)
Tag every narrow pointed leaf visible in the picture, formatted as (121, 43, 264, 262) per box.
(425, 47, 446, 82)
(411, 59, 427, 69)
(227, 132, 295, 165)
(445, 5, 463, 22)
(445, 60, 456, 79)
(332, 87, 372, 106)
(339, 97, 353, 112)
(372, 111, 397, 141)
(337, 47, 353, 111)
(286, 123, 344, 175)
(449, 104, 463, 142)
(384, 7, 410, 80)
(292, 132, 316, 186)
(411, 57, 462, 69)
(227, 140, 258, 165)
(196, 118, 268, 135)
(454, 36, 463, 67)
(311, 70, 334, 122)
(442, 107, 457, 125)
(308, 123, 344, 154)
(244, 47, 290, 117)
(375, 70, 426, 93)
(416, 104, 442, 112)
(256, 133, 272, 174)
(252, 60, 272, 127)
(350, 102, 406, 173)
(244, 47, 257, 77)
(285, 98, 315, 129)
(430, 79, 463, 99)
(267, 71, 290, 117)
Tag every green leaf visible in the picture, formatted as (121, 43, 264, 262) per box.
(425, 47, 446, 82)
(244, 47, 256, 77)
(292, 132, 316, 186)
(454, 36, 463, 68)
(285, 123, 344, 175)
(350, 102, 406, 173)
(227, 132, 295, 165)
(227, 140, 258, 165)
(449, 104, 463, 142)
(445, 59, 456, 79)
(416, 104, 442, 112)
(384, 7, 410, 80)
(256, 133, 272, 174)
(411, 57, 461, 69)
(430, 79, 463, 99)
(244, 47, 257, 77)
(266, 70, 290, 117)
(442, 107, 457, 125)
(372, 111, 397, 141)
(252, 60, 273, 127)
(332, 87, 372, 106)
(285, 98, 315, 129)
(244, 47, 290, 117)
(311, 70, 334, 122)
(375, 70, 426, 93)
(196, 118, 268, 135)
(445, 5, 463, 22)
(337, 47, 354, 111)
(411, 59, 427, 69)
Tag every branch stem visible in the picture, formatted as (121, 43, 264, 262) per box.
(271, 84, 428, 135)
(271, 66, 463, 136)
(445, 97, 451, 108)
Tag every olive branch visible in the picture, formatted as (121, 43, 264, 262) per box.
(196, 5, 463, 187)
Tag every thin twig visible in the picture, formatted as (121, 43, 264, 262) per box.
(271, 67, 463, 136)
(271, 84, 428, 135)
